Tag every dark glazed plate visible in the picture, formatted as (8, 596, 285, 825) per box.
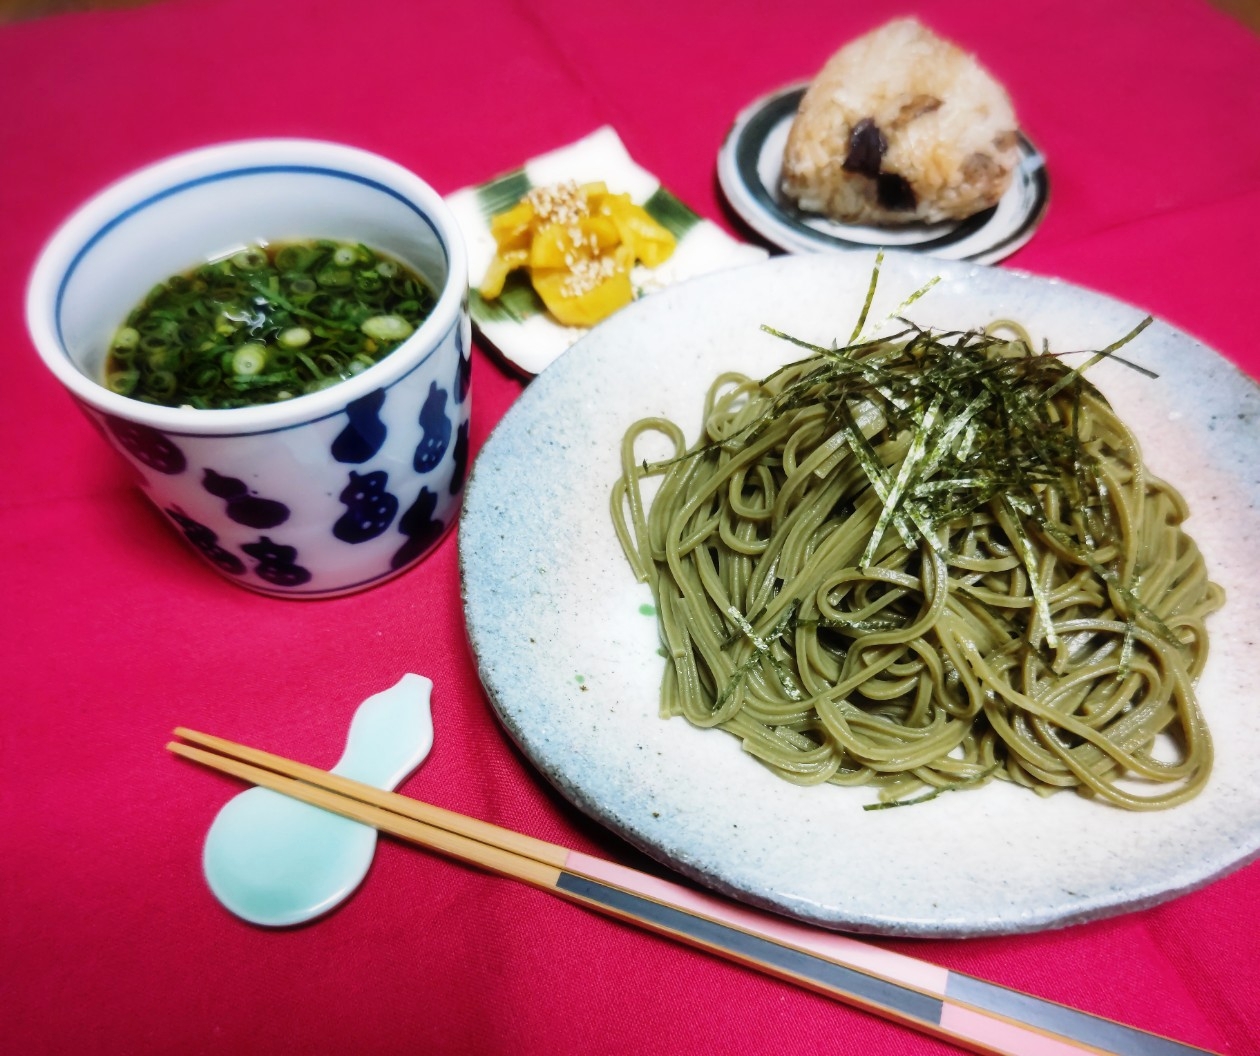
(717, 84, 1049, 263)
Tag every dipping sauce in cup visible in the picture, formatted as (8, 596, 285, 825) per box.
(26, 139, 471, 598)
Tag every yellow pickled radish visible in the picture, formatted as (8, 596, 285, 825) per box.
(477, 180, 676, 326)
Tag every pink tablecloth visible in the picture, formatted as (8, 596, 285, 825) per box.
(3, 1, 1259, 1053)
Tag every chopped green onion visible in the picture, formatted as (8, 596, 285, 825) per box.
(315, 267, 352, 289)
(232, 343, 267, 376)
(277, 326, 311, 349)
(275, 245, 311, 272)
(106, 369, 139, 395)
(355, 269, 384, 294)
(186, 365, 222, 393)
(231, 247, 268, 271)
(103, 240, 434, 409)
(361, 314, 414, 342)
(145, 370, 177, 397)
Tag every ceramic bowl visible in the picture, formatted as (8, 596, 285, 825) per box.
(26, 139, 471, 598)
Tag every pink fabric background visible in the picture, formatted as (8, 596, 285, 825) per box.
(2, 1, 1258, 1052)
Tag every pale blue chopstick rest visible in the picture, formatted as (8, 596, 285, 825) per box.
(202, 673, 434, 927)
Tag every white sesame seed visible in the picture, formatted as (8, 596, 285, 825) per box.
(561, 253, 621, 297)
(525, 180, 589, 227)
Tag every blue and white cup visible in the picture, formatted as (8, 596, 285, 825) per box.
(26, 139, 472, 598)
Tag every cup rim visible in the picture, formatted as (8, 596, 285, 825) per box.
(25, 138, 468, 436)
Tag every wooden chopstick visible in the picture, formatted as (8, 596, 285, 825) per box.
(169, 729, 1218, 1056)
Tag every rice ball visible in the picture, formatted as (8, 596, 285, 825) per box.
(780, 19, 1020, 226)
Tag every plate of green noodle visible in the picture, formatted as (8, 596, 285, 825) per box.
(459, 249, 1260, 936)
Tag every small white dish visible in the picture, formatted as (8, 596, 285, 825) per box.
(717, 84, 1049, 264)
(203, 673, 434, 927)
(460, 250, 1260, 937)
(446, 126, 768, 377)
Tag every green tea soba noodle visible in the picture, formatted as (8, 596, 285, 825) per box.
(612, 300, 1223, 811)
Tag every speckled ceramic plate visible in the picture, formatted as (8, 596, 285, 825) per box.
(459, 251, 1260, 937)
(717, 84, 1049, 263)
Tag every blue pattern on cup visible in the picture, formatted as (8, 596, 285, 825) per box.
(334, 470, 399, 543)
(331, 389, 389, 464)
(391, 487, 445, 570)
(450, 420, 470, 496)
(242, 536, 312, 587)
(202, 468, 290, 528)
(413, 381, 451, 472)
(166, 507, 246, 575)
(455, 325, 472, 405)
(105, 416, 187, 474)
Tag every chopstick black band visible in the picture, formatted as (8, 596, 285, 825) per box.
(556, 872, 943, 1027)
(946, 975, 1213, 1056)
